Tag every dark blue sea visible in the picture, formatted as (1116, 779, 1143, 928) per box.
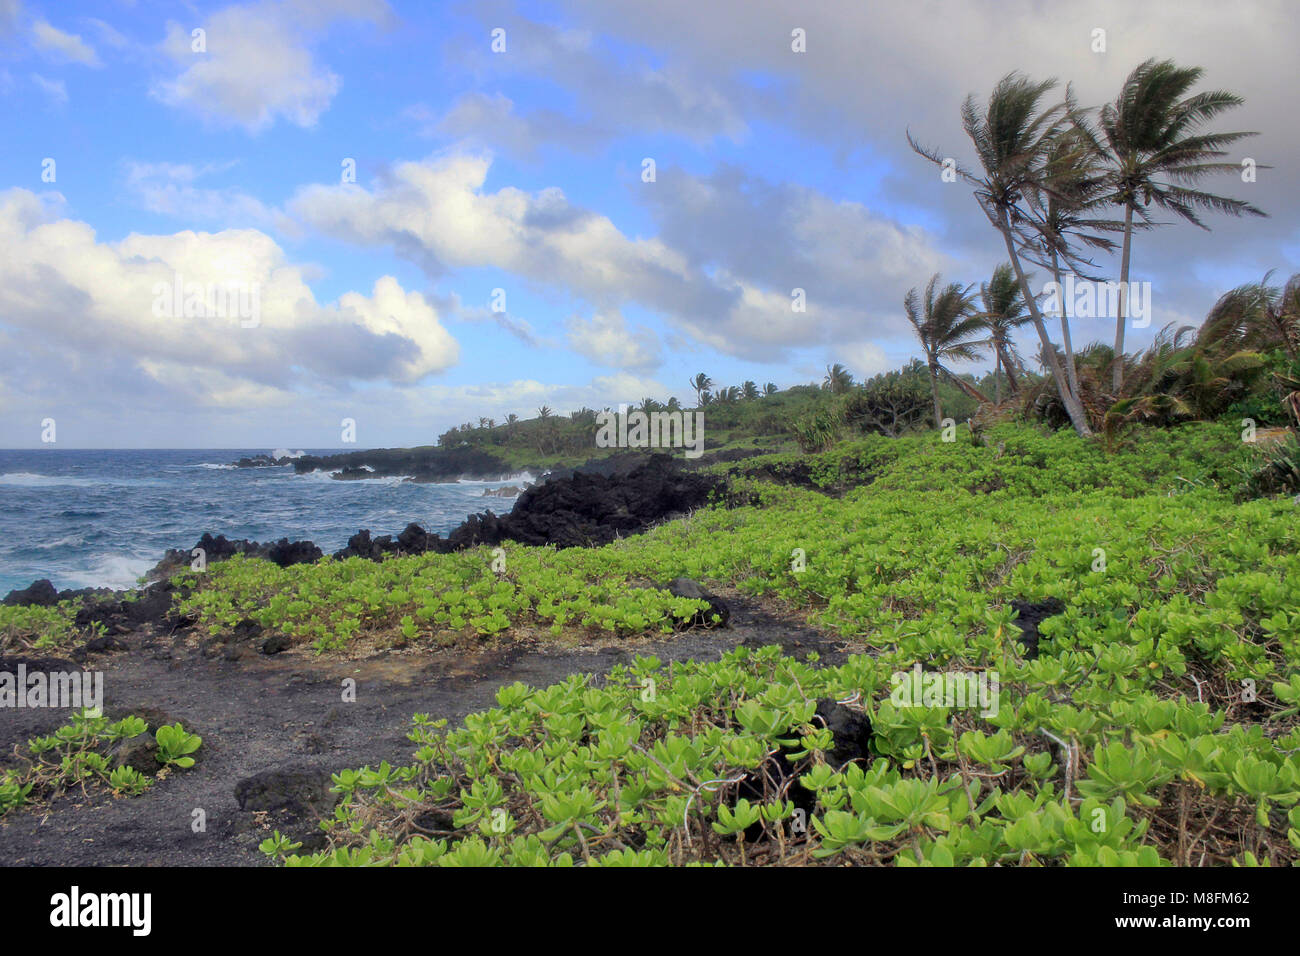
(0, 450, 530, 595)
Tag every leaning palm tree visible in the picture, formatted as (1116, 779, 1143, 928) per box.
(974, 263, 1033, 403)
(688, 373, 713, 408)
(1027, 116, 1126, 396)
(904, 273, 988, 425)
(909, 73, 1093, 435)
(822, 363, 854, 394)
(1197, 271, 1300, 361)
(1095, 58, 1267, 391)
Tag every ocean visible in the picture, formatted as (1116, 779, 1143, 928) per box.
(0, 449, 528, 595)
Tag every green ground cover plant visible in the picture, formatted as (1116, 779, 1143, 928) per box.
(245, 420, 1300, 865)
(173, 421, 1276, 655)
(0, 600, 83, 653)
(260, 644, 1299, 866)
(8, 420, 1293, 864)
(0, 710, 202, 817)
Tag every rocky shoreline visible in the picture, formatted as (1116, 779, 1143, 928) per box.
(234, 444, 536, 483)
(0, 451, 755, 865)
(3, 453, 724, 615)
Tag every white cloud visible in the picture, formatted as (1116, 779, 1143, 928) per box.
(838, 343, 891, 381)
(29, 72, 66, 105)
(82, 18, 128, 50)
(565, 310, 661, 370)
(31, 20, 100, 66)
(0, 188, 459, 415)
(123, 160, 282, 228)
(291, 151, 722, 315)
(444, 14, 746, 149)
(289, 152, 946, 364)
(407, 93, 605, 160)
(151, 0, 388, 132)
(556, 0, 1298, 338)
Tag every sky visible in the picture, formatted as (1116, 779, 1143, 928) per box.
(0, 0, 1295, 448)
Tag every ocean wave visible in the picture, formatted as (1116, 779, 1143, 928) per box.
(189, 462, 237, 470)
(288, 469, 417, 486)
(59, 553, 154, 590)
(288, 468, 343, 483)
(454, 471, 536, 487)
(29, 533, 88, 551)
(0, 472, 161, 488)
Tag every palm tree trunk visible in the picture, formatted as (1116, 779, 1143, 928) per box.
(994, 352, 1002, 404)
(1112, 202, 1135, 393)
(940, 366, 991, 403)
(928, 360, 942, 427)
(1052, 249, 1081, 399)
(998, 345, 1019, 395)
(998, 341, 1020, 395)
(998, 210, 1093, 437)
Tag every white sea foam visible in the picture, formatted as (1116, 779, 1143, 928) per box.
(290, 469, 415, 485)
(454, 471, 536, 487)
(61, 553, 154, 590)
(0, 472, 159, 488)
(30, 533, 88, 550)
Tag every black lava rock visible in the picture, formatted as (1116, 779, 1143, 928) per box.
(234, 768, 338, 818)
(148, 454, 721, 586)
(665, 578, 729, 628)
(447, 454, 722, 550)
(814, 698, 873, 767)
(111, 733, 160, 776)
(266, 538, 323, 568)
(3, 579, 59, 607)
(1010, 598, 1066, 659)
(260, 633, 292, 655)
(70, 633, 129, 663)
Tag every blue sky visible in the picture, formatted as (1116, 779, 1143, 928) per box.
(0, 0, 1295, 447)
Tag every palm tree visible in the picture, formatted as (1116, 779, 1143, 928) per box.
(1197, 271, 1300, 361)
(1029, 118, 1125, 396)
(536, 406, 552, 421)
(904, 273, 987, 425)
(909, 72, 1094, 436)
(822, 364, 854, 394)
(763, 383, 779, 396)
(1095, 58, 1267, 391)
(666, 396, 681, 411)
(975, 263, 1033, 404)
(741, 380, 760, 401)
(688, 373, 713, 408)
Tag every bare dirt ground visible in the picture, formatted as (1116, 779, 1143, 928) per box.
(0, 591, 850, 866)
